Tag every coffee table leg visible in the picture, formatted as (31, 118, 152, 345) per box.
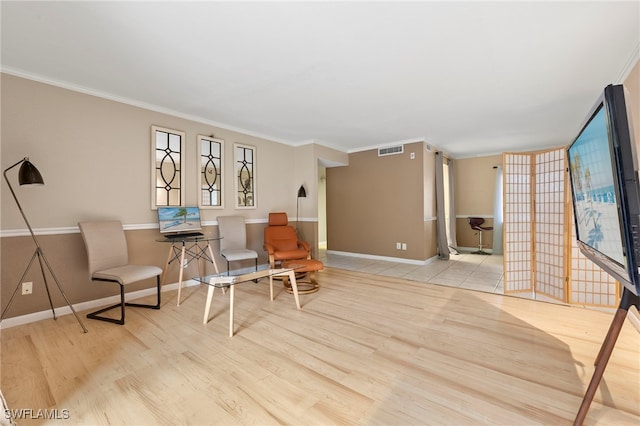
(269, 275, 274, 301)
(203, 285, 215, 325)
(207, 243, 220, 275)
(287, 271, 301, 310)
(229, 285, 235, 337)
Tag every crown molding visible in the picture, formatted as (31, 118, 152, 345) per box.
(1, 67, 297, 147)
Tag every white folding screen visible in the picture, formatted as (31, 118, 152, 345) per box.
(503, 149, 618, 308)
(504, 153, 533, 293)
(534, 149, 566, 301)
(569, 205, 619, 307)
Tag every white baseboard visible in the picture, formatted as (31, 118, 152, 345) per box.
(326, 250, 438, 266)
(0, 280, 199, 330)
(455, 246, 495, 254)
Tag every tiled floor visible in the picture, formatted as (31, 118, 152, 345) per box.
(318, 250, 505, 294)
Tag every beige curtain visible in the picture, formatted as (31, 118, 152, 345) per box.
(436, 152, 457, 258)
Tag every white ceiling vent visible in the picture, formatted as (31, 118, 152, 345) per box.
(378, 145, 404, 157)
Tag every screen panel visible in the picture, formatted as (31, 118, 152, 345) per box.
(504, 149, 617, 306)
(569, 217, 619, 307)
(503, 153, 533, 293)
(534, 149, 566, 301)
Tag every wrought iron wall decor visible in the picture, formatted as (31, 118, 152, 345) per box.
(198, 135, 224, 208)
(234, 143, 256, 208)
(152, 126, 185, 208)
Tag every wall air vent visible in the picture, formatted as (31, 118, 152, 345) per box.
(378, 145, 404, 157)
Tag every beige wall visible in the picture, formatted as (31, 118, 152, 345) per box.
(455, 154, 502, 215)
(626, 61, 640, 153)
(2, 59, 639, 319)
(0, 224, 272, 317)
(454, 154, 501, 249)
(1, 74, 345, 229)
(0, 73, 345, 319)
(326, 142, 437, 261)
(624, 60, 640, 324)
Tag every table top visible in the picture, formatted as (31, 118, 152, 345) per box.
(156, 234, 222, 243)
(194, 264, 303, 288)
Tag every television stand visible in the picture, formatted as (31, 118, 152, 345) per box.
(574, 287, 640, 425)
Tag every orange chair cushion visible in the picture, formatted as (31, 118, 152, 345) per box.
(282, 259, 323, 272)
(264, 226, 299, 252)
(273, 249, 309, 261)
(268, 212, 288, 226)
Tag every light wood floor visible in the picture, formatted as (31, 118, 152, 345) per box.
(1, 267, 639, 425)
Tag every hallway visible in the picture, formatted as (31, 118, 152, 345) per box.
(318, 250, 504, 295)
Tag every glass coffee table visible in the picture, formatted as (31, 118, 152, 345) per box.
(194, 264, 304, 337)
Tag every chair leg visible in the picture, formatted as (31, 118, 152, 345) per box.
(87, 282, 126, 325)
(127, 275, 162, 309)
(87, 276, 161, 325)
(253, 258, 258, 283)
(471, 229, 490, 255)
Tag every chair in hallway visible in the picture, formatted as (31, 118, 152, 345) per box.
(467, 217, 493, 255)
(78, 220, 162, 325)
(217, 215, 258, 275)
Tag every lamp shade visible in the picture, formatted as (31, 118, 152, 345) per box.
(18, 160, 44, 185)
(297, 185, 307, 198)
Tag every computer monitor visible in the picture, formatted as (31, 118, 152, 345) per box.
(567, 84, 640, 296)
(157, 206, 203, 235)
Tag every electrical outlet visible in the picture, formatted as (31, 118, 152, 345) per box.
(402, 243, 407, 250)
(396, 242, 402, 250)
(22, 281, 33, 295)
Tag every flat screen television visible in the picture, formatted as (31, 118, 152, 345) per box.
(157, 206, 203, 236)
(567, 84, 640, 296)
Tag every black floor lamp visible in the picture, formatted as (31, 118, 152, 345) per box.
(1, 157, 87, 333)
(296, 184, 307, 233)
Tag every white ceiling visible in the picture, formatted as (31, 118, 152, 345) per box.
(2, 1, 639, 157)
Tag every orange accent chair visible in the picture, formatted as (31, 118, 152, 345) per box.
(263, 212, 311, 268)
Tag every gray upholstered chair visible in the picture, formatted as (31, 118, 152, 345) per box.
(78, 220, 162, 325)
(217, 215, 258, 275)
